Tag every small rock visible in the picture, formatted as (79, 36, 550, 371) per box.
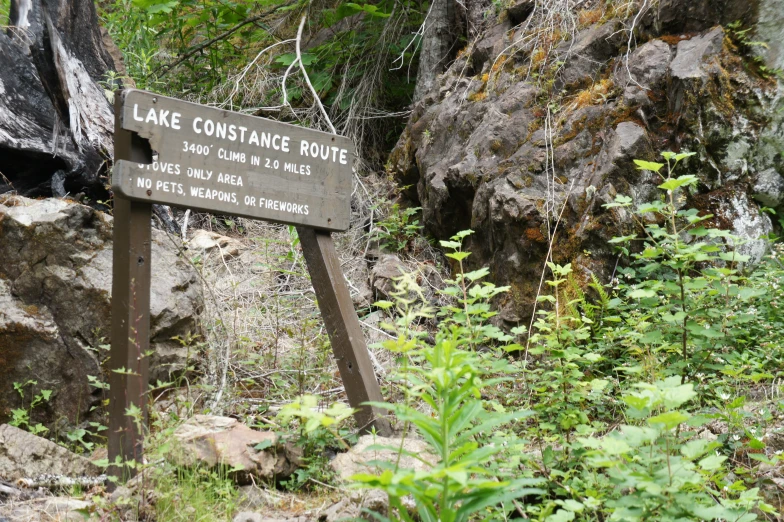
(171, 415, 299, 484)
(187, 229, 244, 257)
(318, 498, 359, 521)
(370, 255, 406, 300)
(109, 486, 133, 503)
(359, 489, 389, 514)
(330, 435, 434, 482)
(237, 485, 269, 510)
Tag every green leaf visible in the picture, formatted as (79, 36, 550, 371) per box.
(698, 453, 727, 471)
(719, 251, 751, 263)
(673, 152, 696, 162)
(463, 267, 490, 282)
(680, 439, 713, 460)
(446, 251, 471, 262)
(547, 509, 576, 522)
(634, 159, 665, 172)
(254, 439, 273, 451)
(660, 379, 696, 409)
(608, 234, 637, 243)
(628, 288, 656, 299)
(658, 175, 699, 191)
(648, 411, 689, 430)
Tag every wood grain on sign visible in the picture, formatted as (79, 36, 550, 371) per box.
(111, 89, 353, 231)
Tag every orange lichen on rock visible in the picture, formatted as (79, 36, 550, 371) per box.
(525, 227, 546, 242)
(469, 90, 488, 102)
(659, 34, 694, 46)
(572, 78, 614, 110)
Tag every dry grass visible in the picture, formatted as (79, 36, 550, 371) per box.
(577, 7, 605, 27)
(172, 172, 449, 421)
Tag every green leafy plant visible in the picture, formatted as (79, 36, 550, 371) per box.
(352, 231, 544, 522)
(275, 394, 356, 490)
(575, 377, 775, 521)
(602, 151, 758, 382)
(372, 204, 424, 252)
(10, 380, 52, 436)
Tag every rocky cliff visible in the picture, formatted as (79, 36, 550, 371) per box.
(390, 0, 784, 324)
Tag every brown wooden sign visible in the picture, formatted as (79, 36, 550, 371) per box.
(108, 90, 390, 483)
(112, 89, 352, 231)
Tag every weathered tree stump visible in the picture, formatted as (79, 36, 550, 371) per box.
(1, 0, 128, 198)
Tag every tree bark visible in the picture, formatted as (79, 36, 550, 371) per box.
(413, 0, 460, 102)
(1, 0, 127, 198)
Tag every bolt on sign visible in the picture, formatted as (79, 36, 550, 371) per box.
(113, 89, 352, 231)
(109, 90, 390, 482)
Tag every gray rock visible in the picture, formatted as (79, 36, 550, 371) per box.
(753, 169, 784, 207)
(330, 435, 434, 482)
(370, 254, 406, 300)
(0, 497, 91, 521)
(389, 16, 781, 325)
(233, 512, 265, 522)
(670, 27, 725, 80)
(506, 0, 534, 25)
(557, 22, 624, 88)
(0, 195, 203, 429)
(725, 193, 773, 265)
(187, 229, 245, 257)
(318, 498, 360, 521)
(669, 27, 725, 114)
(0, 423, 99, 481)
(170, 415, 300, 484)
(616, 39, 673, 106)
(237, 485, 270, 510)
(757, 0, 784, 72)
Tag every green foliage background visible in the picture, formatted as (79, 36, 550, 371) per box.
(99, 0, 426, 164)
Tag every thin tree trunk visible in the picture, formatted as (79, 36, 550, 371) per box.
(413, 0, 459, 102)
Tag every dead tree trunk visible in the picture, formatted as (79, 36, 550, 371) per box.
(413, 0, 460, 102)
(1, 0, 127, 198)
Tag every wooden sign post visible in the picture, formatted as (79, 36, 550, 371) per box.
(109, 89, 391, 479)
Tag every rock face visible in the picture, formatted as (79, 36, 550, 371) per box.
(390, 3, 784, 323)
(171, 415, 301, 484)
(0, 423, 99, 480)
(0, 196, 203, 430)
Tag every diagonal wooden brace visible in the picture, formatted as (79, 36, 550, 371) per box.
(297, 227, 392, 436)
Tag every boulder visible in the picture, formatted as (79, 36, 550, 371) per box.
(390, 13, 783, 324)
(0, 195, 203, 429)
(615, 39, 673, 107)
(170, 415, 301, 484)
(0, 423, 99, 481)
